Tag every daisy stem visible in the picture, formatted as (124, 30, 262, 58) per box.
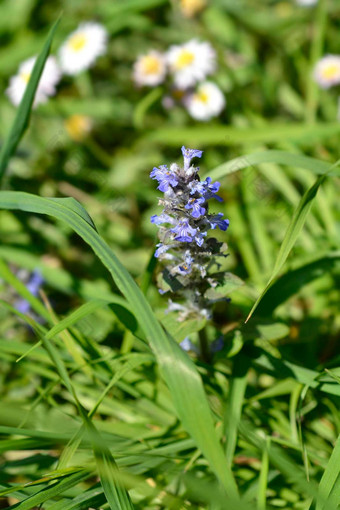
(305, 0, 327, 124)
(76, 71, 94, 97)
(87, 136, 113, 167)
(198, 327, 211, 364)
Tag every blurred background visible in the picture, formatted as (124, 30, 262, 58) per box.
(0, 1, 340, 508)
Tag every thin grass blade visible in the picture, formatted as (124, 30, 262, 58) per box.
(0, 18, 60, 184)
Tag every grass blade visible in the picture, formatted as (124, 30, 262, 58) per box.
(0, 190, 238, 497)
(224, 354, 250, 467)
(205, 150, 339, 181)
(246, 174, 326, 321)
(146, 124, 340, 150)
(0, 18, 60, 184)
(316, 434, 340, 510)
(6, 471, 89, 510)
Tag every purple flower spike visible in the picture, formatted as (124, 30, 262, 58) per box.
(150, 146, 231, 322)
(185, 197, 206, 218)
(208, 213, 230, 231)
(171, 219, 197, 242)
(150, 164, 179, 192)
(181, 146, 203, 173)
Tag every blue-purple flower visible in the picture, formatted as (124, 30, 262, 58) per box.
(171, 219, 197, 242)
(150, 164, 179, 192)
(194, 231, 207, 247)
(178, 251, 194, 275)
(185, 197, 206, 218)
(15, 270, 44, 315)
(155, 243, 170, 258)
(208, 213, 230, 231)
(181, 146, 203, 173)
(151, 213, 176, 225)
(188, 176, 222, 202)
(180, 337, 198, 353)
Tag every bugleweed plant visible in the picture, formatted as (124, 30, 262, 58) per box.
(0, 2, 340, 510)
(150, 146, 230, 320)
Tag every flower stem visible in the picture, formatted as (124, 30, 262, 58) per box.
(198, 327, 211, 364)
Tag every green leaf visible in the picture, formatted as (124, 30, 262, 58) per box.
(315, 434, 340, 510)
(6, 471, 89, 510)
(145, 124, 340, 152)
(246, 174, 326, 321)
(205, 150, 339, 181)
(224, 353, 250, 467)
(20, 301, 135, 509)
(0, 191, 238, 498)
(47, 485, 105, 510)
(0, 18, 60, 184)
(204, 272, 244, 301)
(256, 252, 340, 315)
(80, 412, 134, 510)
(250, 348, 340, 397)
(159, 312, 206, 342)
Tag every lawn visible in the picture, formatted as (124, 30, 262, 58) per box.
(0, 0, 339, 509)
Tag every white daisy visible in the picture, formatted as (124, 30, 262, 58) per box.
(313, 55, 340, 89)
(167, 39, 216, 89)
(184, 81, 226, 121)
(296, 0, 318, 6)
(59, 22, 108, 75)
(133, 50, 166, 86)
(6, 56, 61, 107)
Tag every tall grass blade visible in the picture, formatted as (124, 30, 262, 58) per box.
(0, 18, 60, 184)
(0, 190, 238, 497)
(246, 175, 326, 321)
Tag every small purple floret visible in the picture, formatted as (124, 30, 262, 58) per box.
(178, 251, 194, 275)
(194, 231, 207, 247)
(208, 213, 230, 231)
(188, 176, 222, 201)
(155, 243, 170, 258)
(150, 164, 178, 192)
(181, 146, 203, 172)
(15, 270, 44, 315)
(171, 219, 197, 242)
(151, 213, 175, 225)
(185, 197, 206, 218)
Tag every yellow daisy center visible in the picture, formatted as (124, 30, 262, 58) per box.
(321, 64, 340, 80)
(180, 0, 206, 17)
(141, 55, 161, 75)
(175, 50, 195, 70)
(172, 89, 185, 100)
(20, 72, 31, 84)
(196, 90, 209, 103)
(68, 33, 87, 52)
(65, 115, 92, 142)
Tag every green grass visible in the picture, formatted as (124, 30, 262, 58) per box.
(0, 0, 339, 509)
